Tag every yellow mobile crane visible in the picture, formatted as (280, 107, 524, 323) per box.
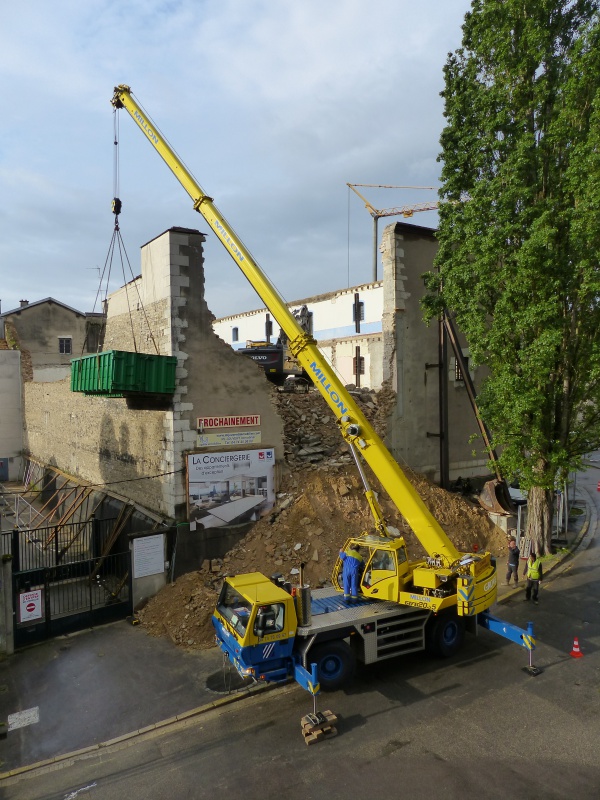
(111, 85, 521, 693)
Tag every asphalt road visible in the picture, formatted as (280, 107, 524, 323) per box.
(3, 520, 600, 799)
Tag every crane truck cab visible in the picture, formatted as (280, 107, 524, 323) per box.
(213, 573, 298, 685)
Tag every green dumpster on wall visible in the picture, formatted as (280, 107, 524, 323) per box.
(70, 350, 177, 397)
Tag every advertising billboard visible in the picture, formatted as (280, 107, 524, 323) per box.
(187, 448, 275, 530)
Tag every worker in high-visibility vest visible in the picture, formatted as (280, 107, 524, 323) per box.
(339, 543, 364, 602)
(524, 551, 543, 604)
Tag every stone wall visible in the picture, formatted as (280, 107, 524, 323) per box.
(23, 384, 169, 512)
(381, 221, 488, 482)
(318, 334, 383, 390)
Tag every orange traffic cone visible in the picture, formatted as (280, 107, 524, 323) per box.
(570, 637, 584, 658)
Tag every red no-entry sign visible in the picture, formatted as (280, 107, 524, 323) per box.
(19, 590, 44, 623)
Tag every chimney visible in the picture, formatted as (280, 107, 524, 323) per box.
(20, 300, 29, 308)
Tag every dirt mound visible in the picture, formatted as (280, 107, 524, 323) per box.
(137, 384, 508, 649)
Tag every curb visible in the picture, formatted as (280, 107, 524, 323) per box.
(0, 680, 280, 781)
(497, 484, 596, 605)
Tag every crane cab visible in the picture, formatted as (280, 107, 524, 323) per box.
(332, 534, 413, 602)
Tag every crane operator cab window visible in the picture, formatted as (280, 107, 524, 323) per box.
(361, 547, 403, 599)
(253, 604, 285, 638)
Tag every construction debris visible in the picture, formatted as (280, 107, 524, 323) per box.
(137, 384, 508, 649)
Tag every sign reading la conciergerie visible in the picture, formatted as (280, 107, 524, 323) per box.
(187, 449, 275, 530)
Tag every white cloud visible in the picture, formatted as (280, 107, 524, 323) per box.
(0, 0, 471, 318)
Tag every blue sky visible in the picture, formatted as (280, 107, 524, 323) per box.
(0, 0, 471, 319)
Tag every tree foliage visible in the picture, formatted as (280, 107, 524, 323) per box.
(424, 0, 600, 553)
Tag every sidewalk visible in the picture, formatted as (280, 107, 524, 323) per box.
(0, 618, 266, 777)
(496, 479, 597, 604)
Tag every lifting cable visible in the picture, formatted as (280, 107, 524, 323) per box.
(89, 109, 160, 355)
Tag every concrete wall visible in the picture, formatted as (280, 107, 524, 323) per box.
(0, 350, 23, 480)
(22, 227, 284, 521)
(381, 221, 488, 482)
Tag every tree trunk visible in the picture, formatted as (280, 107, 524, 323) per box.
(525, 486, 554, 556)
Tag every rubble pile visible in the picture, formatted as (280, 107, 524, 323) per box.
(273, 381, 394, 468)
(137, 383, 508, 649)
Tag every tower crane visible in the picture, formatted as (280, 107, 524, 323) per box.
(347, 183, 439, 281)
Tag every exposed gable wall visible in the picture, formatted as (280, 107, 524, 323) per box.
(0, 350, 23, 480)
(381, 222, 487, 482)
(22, 228, 284, 519)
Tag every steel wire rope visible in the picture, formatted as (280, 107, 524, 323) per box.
(112, 107, 161, 354)
(90, 108, 161, 355)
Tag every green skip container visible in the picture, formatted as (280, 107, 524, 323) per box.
(70, 350, 177, 396)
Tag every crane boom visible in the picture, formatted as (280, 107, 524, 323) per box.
(111, 85, 474, 572)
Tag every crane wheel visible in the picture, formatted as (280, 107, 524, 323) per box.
(426, 611, 465, 658)
(309, 641, 356, 691)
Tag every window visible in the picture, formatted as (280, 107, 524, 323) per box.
(352, 302, 365, 322)
(454, 356, 469, 382)
(353, 293, 364, 333)
(217, 583, 252, 637)
(370, 549, 395, 572)
(353, 345, 365, 387)
(253, 603, 285, 637)
(362, 548, 398, 589)
(232, 327, 239, 342)
(265, 315, 273, 339)
(58, 337, 72, 355)
(353, 356, 365, 375)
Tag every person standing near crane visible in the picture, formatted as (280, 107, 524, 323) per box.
(524, 551, 543, 604)
(505, 537, 520, 586)
(339, 543, 364, 603)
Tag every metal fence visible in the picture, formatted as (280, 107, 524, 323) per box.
(13, 549, 132, 647)
(9, 517, 119, 572)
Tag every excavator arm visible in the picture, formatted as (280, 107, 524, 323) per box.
(111, 86, 496, 613)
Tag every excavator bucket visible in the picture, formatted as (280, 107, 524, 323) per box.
(478, 479, 516, 515)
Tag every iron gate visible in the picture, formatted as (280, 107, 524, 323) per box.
(8, 518, 133, 648)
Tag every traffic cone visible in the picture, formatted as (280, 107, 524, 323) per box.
(570, 637, 584, 658)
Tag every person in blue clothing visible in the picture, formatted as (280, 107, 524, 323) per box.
(339, 543, 364, 602)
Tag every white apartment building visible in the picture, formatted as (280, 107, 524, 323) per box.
(213, 281, 385, 389)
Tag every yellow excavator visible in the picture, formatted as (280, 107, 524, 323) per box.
(111, 86, 533, 694)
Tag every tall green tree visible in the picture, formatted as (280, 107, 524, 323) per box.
(424, 0, 600, 555)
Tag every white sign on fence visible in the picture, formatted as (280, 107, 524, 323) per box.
(133, 534, 165, 578)
(18, 589, 43, 623)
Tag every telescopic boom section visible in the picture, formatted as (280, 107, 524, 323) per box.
(111, 84, 461, 564)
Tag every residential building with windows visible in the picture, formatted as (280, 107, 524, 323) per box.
(0, 298, 104, 382)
